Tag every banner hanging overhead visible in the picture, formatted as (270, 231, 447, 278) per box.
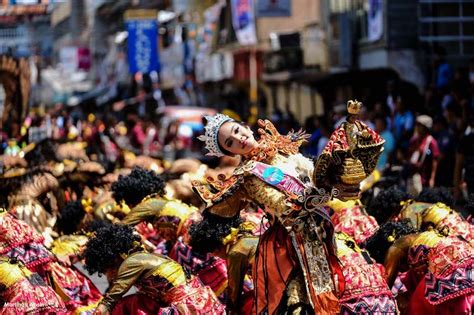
(125, 9, 159, 74)
(368, 0, 383, 42)
(231, 0, 257, 46)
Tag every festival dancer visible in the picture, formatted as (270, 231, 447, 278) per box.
(0, 205, 102, 314)
(368, 187, 473, 241)
(366, 220, 473, 314)
(112, 167, 228, 297)
(335, 232, 398, 314)
(83, 224, 225, 315)
(0, 256, 67, 314)
(189, 211, 259, 314)
(327, 198, 379, 245)
(193, 106, 384, 313)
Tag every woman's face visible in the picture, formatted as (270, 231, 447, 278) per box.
(217, 121, 257, 156)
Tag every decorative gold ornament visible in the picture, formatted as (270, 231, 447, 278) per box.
(347, 100, 362, 115)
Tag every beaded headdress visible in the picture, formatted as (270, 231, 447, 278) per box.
(198, 114, 234, 157)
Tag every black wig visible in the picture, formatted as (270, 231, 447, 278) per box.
(188, 211, 243, 255)
(367, 186, 411, 225)
(111, 167, 166, 207)
(365, 219, 418, 264)
(83, 224, 141, 275)
(416, 187, 454, 208)
(56, 201, 85, 235)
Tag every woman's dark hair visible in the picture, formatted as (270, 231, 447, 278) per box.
(416, 187, 454, 208)
(83, 224, 140, 275)
(367, 186, 411, 224)
(365, 219, 418, 264)
(111, 167, 166, 207)
(188, 211, 242, 255)
(56, 201, 85, 235)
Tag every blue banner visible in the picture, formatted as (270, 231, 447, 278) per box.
(231, 0, 257, 45)
(126, 19, 159, 74)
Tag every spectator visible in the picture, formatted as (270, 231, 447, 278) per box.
(302, 115, 321, 157)
(384, 80, 399, 116)
(393, 96, 415, 150)
(374, 115, 395, 171)
(316, 120, 331, 157)
(406, 115, 440, 194)
(433, 116, 457, 187)
(434, 48, 453, 90)
(454, 112, 474, 199)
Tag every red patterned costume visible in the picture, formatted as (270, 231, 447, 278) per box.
(0, 209, 101, 313)
(0, 256, 67, 315)
(389, 231, 473, 314)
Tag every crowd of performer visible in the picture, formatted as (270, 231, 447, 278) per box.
(0, 101, 472, 314)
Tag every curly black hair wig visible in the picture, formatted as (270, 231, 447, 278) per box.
(365, 219, 418, 264)
(83, 224, 141, 275)
(111, 167, 166, 207)
(188, 210, 243, 255)
(367, 186, 412, 225)
(56, 201, 85, 235)
(416, 187, 454, 208)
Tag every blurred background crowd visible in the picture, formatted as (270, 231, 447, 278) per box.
(0, 0, 473, 206)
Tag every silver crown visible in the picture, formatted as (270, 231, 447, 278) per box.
(198, 114, 234, 157)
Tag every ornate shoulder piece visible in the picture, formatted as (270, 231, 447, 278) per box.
(246, 119, 309, 161)
(192, 172, 244, 207)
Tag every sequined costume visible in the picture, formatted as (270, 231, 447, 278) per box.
(386, 231, 473, 314)
(122, 195, 229, 297)
(0, 256, 67, 315)
(169, 239, 228, 299)
(122, 195, 199, 241)
(49, 235, 102, 314)
(222, 223, 259, 314)
(0, 209, 52, 275)
(399, 201, 474, 242)
(335, 233, 398, 314)
(193, 120, 345, 314)
(99, 252, 225, 314)
(328, 199, 379, 245)
(0, 209, 101, 314)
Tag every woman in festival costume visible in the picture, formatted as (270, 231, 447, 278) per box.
(335, 232, 399, 314)
(366, 220, 473, 314)
(112, 167, 228, 297)
(192, 105, 384, 314)
(327, 198, 379, 245)
(83, 224, 225, 315)
(0, 256, 67, 314)
(189, 211, 259, 314)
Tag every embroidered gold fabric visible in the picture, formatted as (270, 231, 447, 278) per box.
(301, 226, 335, 295)
(226, 236, 258, 310)
(100, 252, 187, 311)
